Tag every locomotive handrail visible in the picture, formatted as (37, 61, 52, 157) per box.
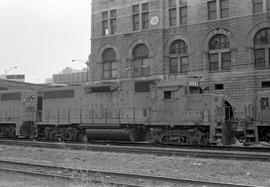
(38, 107, 150, 125)
(35, 107, 225, 126)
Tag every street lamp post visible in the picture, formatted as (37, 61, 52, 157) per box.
(72, 59, 89, 82)
(4, 66, 18, 79)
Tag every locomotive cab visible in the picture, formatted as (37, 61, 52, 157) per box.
(147, 77, 226, 145)
(255, 91, 270, 143)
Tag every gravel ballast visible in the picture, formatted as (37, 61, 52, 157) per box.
(0, 144, 269, 186)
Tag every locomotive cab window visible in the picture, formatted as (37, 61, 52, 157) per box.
(135, 81, 154, 92)
(164, 91, 171, 99)
(164, 91, 175, 100)
(189, 86, 203, 94)
(261, 98, 269, 110)
(185, 86, 202, 94)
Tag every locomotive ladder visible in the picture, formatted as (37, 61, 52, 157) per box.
(243, 122, 256, 145)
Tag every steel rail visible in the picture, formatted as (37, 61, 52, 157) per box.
(0, 160, 262, 187)
(0, 139, 269, 161)
(2, 139, 270, 152)
(0, 160, 141, 187)
(2, 138, 270, 152)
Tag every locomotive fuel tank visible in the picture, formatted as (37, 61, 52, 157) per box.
(85, 129, 130, 141)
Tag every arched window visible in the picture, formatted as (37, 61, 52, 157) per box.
(209, 34, 230, 50)
(169, 40, 188, 73)
(132, 44, 150, 77)
(102, 48, 117, 79)
(254, 28, 270, 68)
(208, 34, 231, 71)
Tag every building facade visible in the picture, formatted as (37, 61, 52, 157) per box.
(90, 0, 270, 117)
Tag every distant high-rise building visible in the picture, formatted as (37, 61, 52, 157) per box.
(45, 78, 53, 84)
(50, 67, 87, 84)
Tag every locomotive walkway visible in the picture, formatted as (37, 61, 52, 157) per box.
(0, 159, 262, 187)
(0, 139, 269, 162)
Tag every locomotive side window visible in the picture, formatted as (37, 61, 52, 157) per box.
(164, 91, 171, 99)
(164, 91, 176, 100)
(1, 92, 21, 101)
(185, 86, 203, 94)
(91, 86, 111, 93)
(189, 86, 203, 94)
(0, 87, 8, 91)
(261, 98, 269, 110)
(44, 90, 74, 99)
(135, 81, 154, 92)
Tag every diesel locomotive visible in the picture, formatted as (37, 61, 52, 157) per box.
(0, 77, 268, 145)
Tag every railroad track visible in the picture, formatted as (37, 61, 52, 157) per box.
(0, 159, 262, 187)
(0, 139, 269, 161)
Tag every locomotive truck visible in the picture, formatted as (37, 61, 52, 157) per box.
(1, 77, 266, 145)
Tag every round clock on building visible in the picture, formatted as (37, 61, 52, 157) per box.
(150, 16, 159, 26)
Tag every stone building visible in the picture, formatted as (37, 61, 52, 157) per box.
(90, 0, 270, 118)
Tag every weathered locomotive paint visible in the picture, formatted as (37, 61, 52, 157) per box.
(0, 77, 268, 145)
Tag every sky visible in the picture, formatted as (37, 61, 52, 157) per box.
(0, 0, 91, 83)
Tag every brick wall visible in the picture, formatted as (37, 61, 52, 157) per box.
(90, 0, 270, 118)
